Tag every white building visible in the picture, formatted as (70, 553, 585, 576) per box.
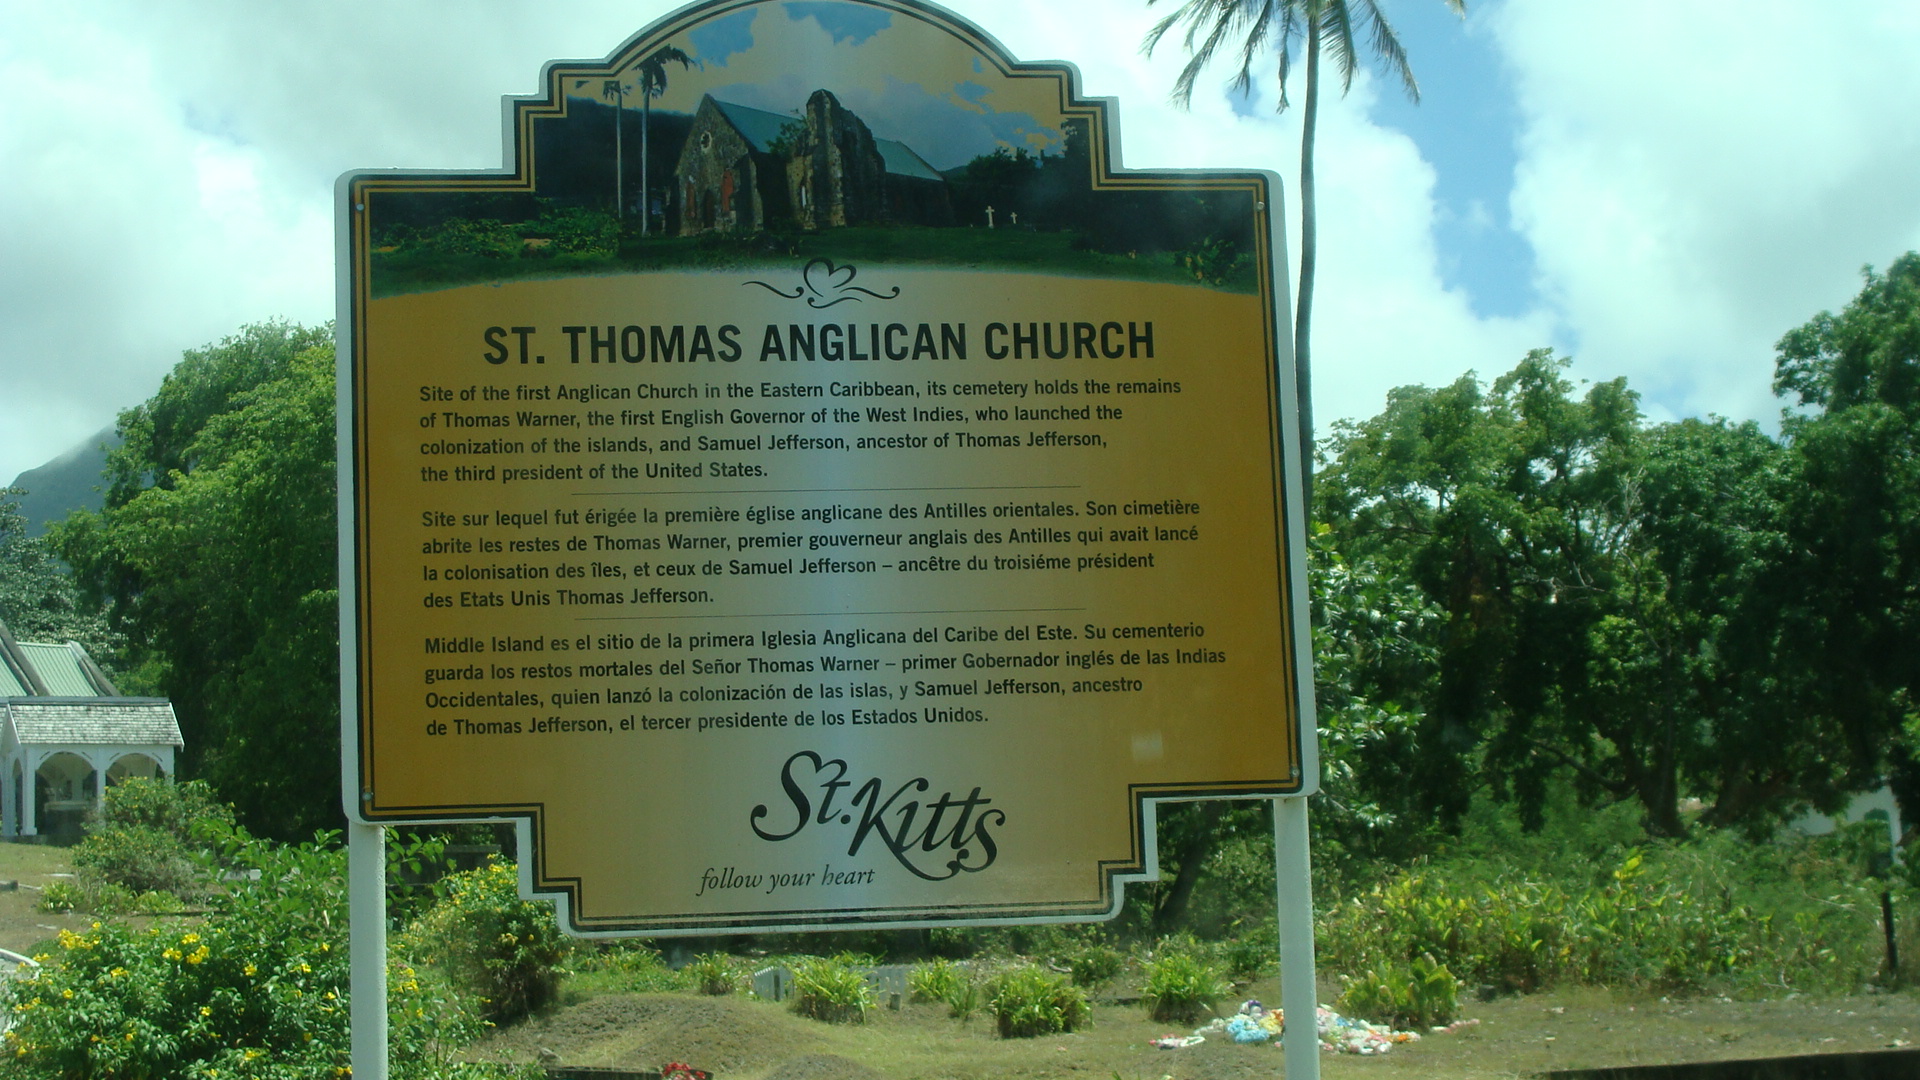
(0, 621, 182, 842)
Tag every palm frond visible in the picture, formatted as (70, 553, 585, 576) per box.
(1320, 1, 1360, 92)
(1357, 0, 1419, 102)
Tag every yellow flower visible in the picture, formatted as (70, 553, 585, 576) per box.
(298, 963, 311, 974)
(200, 1006, 212, 1018)
(163, 948, 183, 962)
(187, 945, 210, 965)
(109, 967, 128, 978)
(243, 963, 257, 977)
(60, 989, 73, 1000)
(179, 933, 201, 946)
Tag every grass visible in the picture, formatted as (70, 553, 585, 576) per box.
(369, 225, 1259, 298)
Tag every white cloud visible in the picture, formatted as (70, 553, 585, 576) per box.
(1492, 0, 1920, 423)
(0, 0, 1577, 486)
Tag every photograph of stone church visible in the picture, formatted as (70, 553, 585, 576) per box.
(674, 89, 953, 236)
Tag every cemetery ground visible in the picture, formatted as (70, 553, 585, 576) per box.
(5, 840, 1919, 1080)
(463, 976, 1920, 1079)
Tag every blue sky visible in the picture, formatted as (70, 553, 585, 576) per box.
(3, 0, 1919, 487)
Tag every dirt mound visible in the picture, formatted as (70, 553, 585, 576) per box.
(759, 1053, 891, 1080)
(474, 993, 827, 1075)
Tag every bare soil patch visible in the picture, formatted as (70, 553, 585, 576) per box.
(474, 980, 1920, 1080)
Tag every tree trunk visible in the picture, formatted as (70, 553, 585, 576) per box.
(1152, 802, 1226, 933)
(613, 93, 625, 219)
(1294, 16, 1321, 508)
(641, 91, 652, 236)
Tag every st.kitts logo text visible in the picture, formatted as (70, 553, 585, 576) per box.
(750, 751, 1004, 880)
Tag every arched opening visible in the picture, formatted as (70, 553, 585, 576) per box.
(106, 753, 165, 788)
(35, 752, 95, 845)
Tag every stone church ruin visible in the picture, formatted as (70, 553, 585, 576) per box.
(675, 89, 952, 235)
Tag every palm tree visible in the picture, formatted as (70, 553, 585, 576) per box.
(1144, 0, 1463, 500)
(602, 79, 631, 218)
(634, 45, 693, 237)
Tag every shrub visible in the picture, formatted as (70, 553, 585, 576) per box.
(1315, 849, 1771, 996)
(568, 941, 685, 996)
(684, 953, 738, 995)
(71, 823, 197, 897)
(1218, 922, 1275, 982)
(909, 958, 980, 1017)
(1336, 954, 1460, 1029)
(3, 826, 498, 1080)
(985, 966, 1090, 1038)
(400, 858, 572, 1024)
(1065, 943, 1126, 987)
(1142, 952, 1227, 1024)
(93, 776, 233, 836)
(533, 206, 620, 257)
(69, 778, 235, 901)
(788, 956, 873, 1024)
(417, 218, 522, 260)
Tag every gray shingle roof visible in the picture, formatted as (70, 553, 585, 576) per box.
(6, 699, 183, 748)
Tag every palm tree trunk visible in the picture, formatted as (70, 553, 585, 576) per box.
(1295, 15, 1320, 507)
(614, 95, 625, 219)
(640, 91, 652, 237)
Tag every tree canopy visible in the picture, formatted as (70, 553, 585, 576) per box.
(55, 322, 341, 839)
(0, 485, 119, 660)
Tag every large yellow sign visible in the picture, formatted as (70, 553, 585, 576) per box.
(342, 0, 1312, 934)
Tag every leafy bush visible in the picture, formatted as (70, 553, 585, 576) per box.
(1065, 943, 1126, 987)
(1336, 954, 1460, 1029)
(417, 218, 523, 260)
(567, 941, 685, 996)
(36, 879, 181, 917)
(4, 827, 497, 1080)
(985, 966, 1090, 1039)
(400, 858, 572, 1024)
(94, 776, 234, 836)
(788, 956, 873, 1024)
(1310, 843, 1884, 997)
(1217, 921, 1275, 982)
(69, 778, 235, 900)
(71, 823, 197, 897)
(531, 206, 620, 257)
(684, 953, 738, 995)
(908, 958, 981, 1018)
(1141, 952, 1227, 1024)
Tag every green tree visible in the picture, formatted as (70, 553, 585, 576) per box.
(1772, 254, 1920, 818)
(55, 323, 341, 838)
(635, 44, 693, 236)
(1315, 351, 1822, 835)
(1144, 0, 1465, 497)
(0, 485, 118, 659)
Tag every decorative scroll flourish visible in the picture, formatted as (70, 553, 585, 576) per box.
(745, 258, 901, 308)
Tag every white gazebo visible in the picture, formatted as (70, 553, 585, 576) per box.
(0, 622, 182, 842)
